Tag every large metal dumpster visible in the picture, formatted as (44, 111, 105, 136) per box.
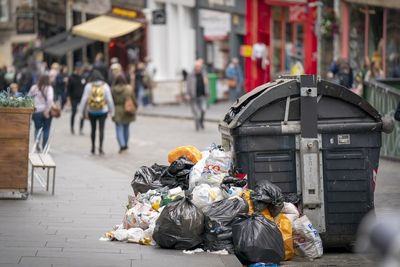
(219, 75, 393, 247)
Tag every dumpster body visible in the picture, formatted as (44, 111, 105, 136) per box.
(220, 75, 389, 247)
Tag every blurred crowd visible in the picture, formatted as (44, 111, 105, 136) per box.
(1, 52, 156, 156)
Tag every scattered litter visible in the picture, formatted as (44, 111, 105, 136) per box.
(103, 144, 325, 263)
(209, 249, 229, 255)
(183, 248, 205, 255)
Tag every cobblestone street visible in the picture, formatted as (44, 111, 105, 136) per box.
(0, 104, 399, 266)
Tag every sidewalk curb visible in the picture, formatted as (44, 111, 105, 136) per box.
(137, 112, 221, 123)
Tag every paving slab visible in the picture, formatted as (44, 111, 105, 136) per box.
(1, 109, 399, 266)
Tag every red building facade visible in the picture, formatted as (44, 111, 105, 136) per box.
(244, 0, 318, 91)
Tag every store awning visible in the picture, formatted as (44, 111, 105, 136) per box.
(72, 15, 142, 42)
(43, 36, 94, 57)
(345, 0, 400, 9)
(40, 32, 70, 49)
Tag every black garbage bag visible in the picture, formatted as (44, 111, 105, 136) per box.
(250, 181, 284, 217)
(284, 193, 301, 204)
(221, 176, 247, 188)
(160, 157, 194, 190)
(232, 214, 285, 265)
(153, 197, 204, 250)
(203, 197, 248, 253)
(131, 164, 168, 194)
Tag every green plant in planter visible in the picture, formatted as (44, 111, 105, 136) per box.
(0, 90, 34, 108)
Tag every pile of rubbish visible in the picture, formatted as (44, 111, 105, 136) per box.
(102, 144, 323, 265)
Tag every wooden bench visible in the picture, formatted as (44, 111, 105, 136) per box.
(29, 153, 56, 195)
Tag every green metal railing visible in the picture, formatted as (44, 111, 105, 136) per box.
(364, 79, 400, 160)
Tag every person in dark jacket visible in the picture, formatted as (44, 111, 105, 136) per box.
(67, 62, 85, 135)
(395, 101, 400, 122)
(93, 53, 108, 83)
(186, 59, 209, 131)
(55, 65, 68, 109)
(17, 64, 33, 95)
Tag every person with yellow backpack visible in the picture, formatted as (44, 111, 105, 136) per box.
(79, 70, 114, 155)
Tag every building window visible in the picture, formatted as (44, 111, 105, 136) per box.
(0, 0, 9, 22)
(386, 9, 400, 78)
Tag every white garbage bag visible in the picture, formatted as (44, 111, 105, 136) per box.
(127, 228, 144, 243)
(293, 215, 323, 258)
(189, 151, 210, 190)
(281, 202, 300, 224)
(198, 149, 231, 187)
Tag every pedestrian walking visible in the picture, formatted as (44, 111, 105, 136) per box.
(225, 58, 243, 102)
(67, 62, 85, 135)
(28, 74, 54, 151)
(49, 62, 60, 86)
(364, 61, 384, 83)
(55, 65, 68, 109)
(79, 70, 114, 155)
(17, 63, 33, 95)
(93, 53, 108, 83)
(327, 58, 353, 88)
(4, 66, 16, 89)
(186, 59, 209, 131)
(135, 62, 152, 107)
(395, 100, 400, 122)
(111, 74, 136, 153)
(108, 57, 123, 85)
(0, 66, 6, 92)
(9, 83, 23, 97)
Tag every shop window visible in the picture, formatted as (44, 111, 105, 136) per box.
(271, 6, 304, 79)
(0, 0, 9, 22)
(73, 10, 82, 26)
(367, 7, 383, 67)
(349, 5, 365, 75)
(386, 9, 400, 78)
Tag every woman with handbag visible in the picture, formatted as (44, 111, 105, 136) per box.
(111, 74, 136, 153)
(28, 74, 55, 151)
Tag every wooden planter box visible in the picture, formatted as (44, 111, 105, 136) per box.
(0, 107, 34, 199)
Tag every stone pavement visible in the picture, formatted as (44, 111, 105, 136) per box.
(0, 103, 399, 266)
(137, 101, 232, 123)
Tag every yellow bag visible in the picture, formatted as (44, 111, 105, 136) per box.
(275, 214, 294, 260)
(168, 145, 202, 164)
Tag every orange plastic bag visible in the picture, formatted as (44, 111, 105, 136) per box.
(167, 145, 202, 164)
(275, 213, 294, 260)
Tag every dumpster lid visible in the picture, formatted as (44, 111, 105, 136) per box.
(223, 75, 381, 129)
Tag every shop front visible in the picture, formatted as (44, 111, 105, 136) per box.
(244, 0, 317, 92)
(341, 0, 400, 79)
(72, 6, 147, 70)
(196, 0, 246, 74)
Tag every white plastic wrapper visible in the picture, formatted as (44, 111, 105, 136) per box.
(293, 215, 323, 259)
(127, 228, 144, 243)
(189, 151, 210, 190)
(222, 186, 244, 198)
(114, 229, 129, 241)
(191, 184, 224, 209)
